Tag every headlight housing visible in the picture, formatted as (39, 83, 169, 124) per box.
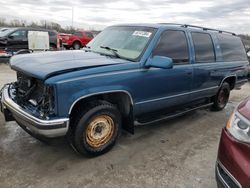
(226, 111, 250, 143)
(39, 85, 55, 119)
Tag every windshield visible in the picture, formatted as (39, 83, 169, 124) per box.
(0, 28, 15, 37)
(87, 26, 156, 61)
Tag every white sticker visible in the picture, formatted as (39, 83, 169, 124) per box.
(132, 31, 152, 38)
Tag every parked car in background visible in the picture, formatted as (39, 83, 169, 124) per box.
(60, 31, 93, 49)
(1, 24, 249, 156)
(0, 27, 9, 32)
(216, 97, 250, 188)
(0, 27, 61, 53)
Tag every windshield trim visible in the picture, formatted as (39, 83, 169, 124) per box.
(87, 26, 157, 62)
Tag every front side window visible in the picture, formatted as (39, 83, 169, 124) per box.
(192, 32, 215, 63)
(153, 30, 189, 64)
(218, 34, 247, 61)
(87, 26, 156, 61)
(9, 30, 27, 39)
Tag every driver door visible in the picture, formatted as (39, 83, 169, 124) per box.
(134, 30, 193, 115)
(7, 29, 28, 51)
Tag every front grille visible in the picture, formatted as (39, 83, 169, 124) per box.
(217, 162, 241, 188)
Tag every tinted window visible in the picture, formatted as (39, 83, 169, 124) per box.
(9, 30, 27, 39)
(153, 30, 189, 64)
(192, 32, 215, 63)
(218, 34, 247, 61)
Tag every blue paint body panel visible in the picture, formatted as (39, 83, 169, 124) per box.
(9, 24, 249, 121)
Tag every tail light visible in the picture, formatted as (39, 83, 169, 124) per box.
(0, 49, 6, 53)
(0, 49, 7, 56)
(56, 33, 60, 49)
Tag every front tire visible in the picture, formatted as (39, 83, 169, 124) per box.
(212, 82, 230, 111)
(70, 101, 121, 156)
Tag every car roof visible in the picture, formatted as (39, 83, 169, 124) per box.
(11, 27, 56, 32)
(112, 23, 237, 36)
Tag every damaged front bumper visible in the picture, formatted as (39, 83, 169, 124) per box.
(0, 85, 69, 138)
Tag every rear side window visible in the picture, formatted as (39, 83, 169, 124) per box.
(153, 30, 189, 64)
(217, 34, 247, 61)
(192, 32, 215, 63)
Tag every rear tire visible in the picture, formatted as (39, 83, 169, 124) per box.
(69, 100, 121, 156)
(73, 42, 81, 50)
(212, 82, 230, 111)
(50, 44, 57, 51)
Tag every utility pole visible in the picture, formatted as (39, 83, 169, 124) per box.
(72, 7, 74, 29)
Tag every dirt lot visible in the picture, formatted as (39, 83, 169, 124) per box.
(0, 62, 249, 188)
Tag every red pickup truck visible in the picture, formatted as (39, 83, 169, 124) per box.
(60, 31, 94, 49)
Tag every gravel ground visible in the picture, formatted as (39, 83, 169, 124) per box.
(0, 62, 249, 188)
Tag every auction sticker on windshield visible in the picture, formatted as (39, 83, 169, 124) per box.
(133, 31, 152, 37)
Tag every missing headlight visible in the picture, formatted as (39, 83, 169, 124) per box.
(39, 85, 55, 119)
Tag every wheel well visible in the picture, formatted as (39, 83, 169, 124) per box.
(73, 40, 82, 46)
(50, 43, 57, 48)
(222, 76, 236, 90)
(69, 92, 134, 133)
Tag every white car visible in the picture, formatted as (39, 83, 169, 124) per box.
(0, 28, 9, 32)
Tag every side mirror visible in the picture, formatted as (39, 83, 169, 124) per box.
(145, 56, 173, 69)
(247, 51, 250, 58)
(8, 35, 14, 39)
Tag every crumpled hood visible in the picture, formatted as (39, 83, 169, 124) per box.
(10, 50, 131, 80)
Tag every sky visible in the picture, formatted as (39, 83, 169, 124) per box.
(1, 0, 250, 34)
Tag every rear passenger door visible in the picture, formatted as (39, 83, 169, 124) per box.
(190, 32, 219, 100)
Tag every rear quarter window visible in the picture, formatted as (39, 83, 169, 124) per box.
(217, 34, 247, 61)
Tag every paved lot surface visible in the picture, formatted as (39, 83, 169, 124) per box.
(0, 62, 249, 188)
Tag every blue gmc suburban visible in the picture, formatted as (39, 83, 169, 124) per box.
(1, 24, 249, 156)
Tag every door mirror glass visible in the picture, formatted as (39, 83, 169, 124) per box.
(145, 56, 173, 69)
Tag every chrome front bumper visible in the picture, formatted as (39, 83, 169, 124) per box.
(0, 85, 69, 138)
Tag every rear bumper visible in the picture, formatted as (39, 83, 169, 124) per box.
(1, 85, 69, 138)
(216, 128, 250, 188)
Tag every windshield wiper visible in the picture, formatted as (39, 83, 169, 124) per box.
(100, 46, 121, 58)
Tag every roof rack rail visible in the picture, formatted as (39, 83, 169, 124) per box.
(159, 23, 236, 36)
